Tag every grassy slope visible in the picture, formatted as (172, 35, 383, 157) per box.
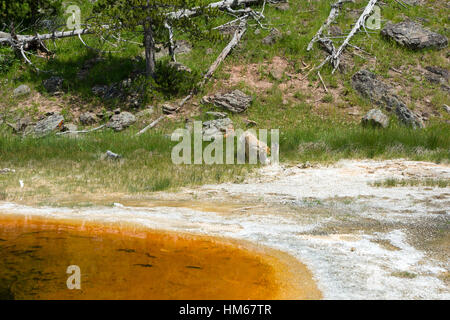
(0, 0, 449, 202)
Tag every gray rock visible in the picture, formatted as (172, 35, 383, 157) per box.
(43, 76, 64, 93)
(97, 111, 113, 120)
(206, 111, 227, 118)
(136, 106, 154, 118)
(13, 85, 31, 97)
(424, 66, 449, 85)
(154, 40, 192, 60)
(79, 112, 98, 125)
(202, 118, 234, 140)
(425, 66, 449, 80)
(105, 150, 122, 160)
(0, 168, 15, 174)
(34, 113, 64, 136)
(106, 112, 136, 131)
(14, 117, 32, 132)
(443, 105, 450, 114)
(381, 21, 448, 50)
(362, 109, 389, 128)
(92, 85, 109, 97)
(262, 28, 282, 45)
(162, 103, 178, 114)
(202, 90, 252, 113)
(351, 70, 424, 128)
(168, 61, 191, 73)
(63, 123, 78, 132)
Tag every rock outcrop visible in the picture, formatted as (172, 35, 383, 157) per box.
(351, 70, 423, 128)
(362, 109, 389, 128)
(33, 113, 64, 136)
(13, 85, 30, 97)
(381, 21, 448, 50)
(79, 112, 98, 125)
(202, 118, 234, 140)
(106, 112, 136, 131)
(202, 90, 252, 113)
(43, 76, 64, 93)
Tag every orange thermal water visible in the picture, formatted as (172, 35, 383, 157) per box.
(0, 214, 321, 300)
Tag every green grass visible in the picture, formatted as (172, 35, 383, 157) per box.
(371, 178, 450, 188)
(0, 0, 449, 202)
(0, 119, 448, 201)
(391, 271, 417, 279)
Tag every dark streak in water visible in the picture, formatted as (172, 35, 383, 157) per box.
(134, 264, 153, 268)
(0, 238, 6, 242)
(145, 253, 157, 258)
(117, 248, 136, 253)
(9, 249, 37, 255)
(185, 266, 202, 269)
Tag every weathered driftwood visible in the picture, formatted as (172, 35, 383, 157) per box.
(330, 0, 378, 73)
(136, 115, 166, 136)
(307, 0, 353, 51)
(56, 124, 105, 135)
(167, 0, 261, 19)
(200, 19, 247, 87)
(0, 28, 93, 45)
(312, 0, 378, 73)
(317, 71, 328, 93)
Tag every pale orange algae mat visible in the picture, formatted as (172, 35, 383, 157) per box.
(0, 215, 321, 300)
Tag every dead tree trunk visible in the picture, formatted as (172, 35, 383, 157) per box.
(143, 21, 156, 78)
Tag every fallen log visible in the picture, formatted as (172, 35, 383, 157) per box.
(0, 28, 93, 45)
(330, 0, 378, 73)
(56, 124, 105, 135)
(199, 19, 247, 87)
(307, 0, 353, 51)
(167, 0, 262, 19)
(136, 115, 166, 136)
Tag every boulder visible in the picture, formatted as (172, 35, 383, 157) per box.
(106, 112, 136, 131)
(351, 70, 423, 128)
(13, 85, 31, 97)
(424, 66, 449, 86)
(362, 109, 389, 128)
(105, 150, 122, 160)
(62, 123, 78, 132)
(154, 40, 192, 60)
(168, 61, 191, 73)
(202, 118, 234, 140)
(79, 112, 98, 125)
(205, 111, 227, 119)
(92, 85, 109, 97)
(162, 103, 178, 114)
(443, 104, 450, 114)
(202, 90, 252, 113)
(14, 117, 32, 132)
(33, 113, 64, 136)
(43, 76, 64, 93)
(381, 21, 448, 50)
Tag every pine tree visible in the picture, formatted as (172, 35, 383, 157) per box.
(93, 0, 218, 78)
